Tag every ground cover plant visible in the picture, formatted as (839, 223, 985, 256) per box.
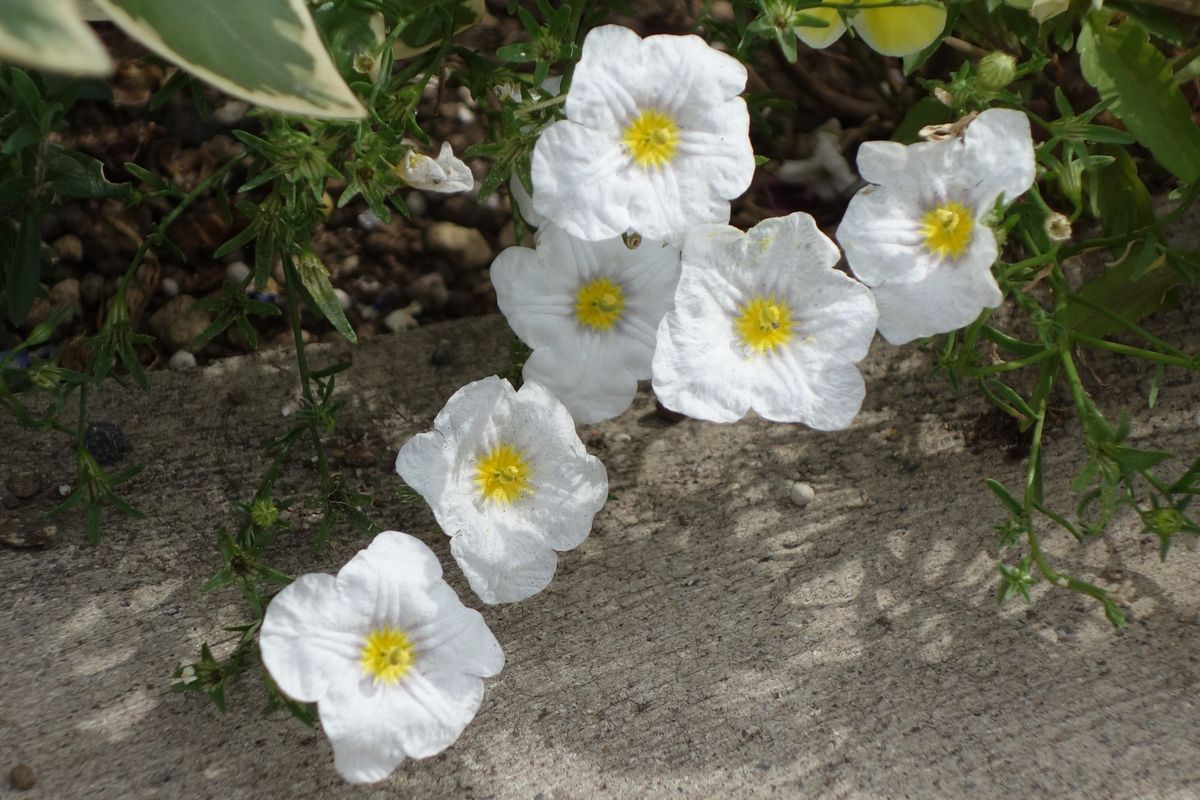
(2, 0, 1199, 784)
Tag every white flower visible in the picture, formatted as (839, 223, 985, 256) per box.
(652, 212, 878, 428)
(397, 142, 474, 194)
(492, 224, 681, 424)
(395, 376, 608, 604)
(836, 108, 1035, 345)
(259, 531, 504, 785)
(530, 25, 755, 245)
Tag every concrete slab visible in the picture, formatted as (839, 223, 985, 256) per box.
(2, 302, 1199, 798)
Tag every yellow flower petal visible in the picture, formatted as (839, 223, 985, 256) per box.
(795, 6, 848, 50)
(852, 1, 947, 57)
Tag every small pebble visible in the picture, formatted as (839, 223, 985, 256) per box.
(167, 350, 197, 371)
(9, 763, 35, 790)
(343, 447, 376, 468)
(404, 190, 427, 217)
(5, 470, 39, 500)
(409, 273, 449, 309)
(58, 484, 72, 496)
(80, 273, 106, 308)
(334, 288, 352, 311)
(358, 210, 385, 231)
(789, 482, 815, 507)
(425, 221, 492, 269)
(84, 421, 127, 465)
(160, 277, 180, 298)
(52, 233, 83, 264)
(384, 302, 422, 333)
(213, 99, 249, 126)
(149, 295, 213, 352)
(226, 261, 251, 285)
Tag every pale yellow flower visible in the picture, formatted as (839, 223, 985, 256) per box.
(796, 0, 948, 57)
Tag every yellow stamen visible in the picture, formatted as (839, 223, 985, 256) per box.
(735, 295, 794, 354)
(921, 201, 974, 259)
(622, 109, 680, 168)
(575, 278, 626, 331)
(360, 627, 414, 684)
(475, 444, 531, 504)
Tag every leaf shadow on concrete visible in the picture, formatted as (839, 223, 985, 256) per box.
(2, 314, 1199, 799)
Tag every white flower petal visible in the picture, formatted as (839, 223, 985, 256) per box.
(451, 525, 559, 604)
(494, 225, 681, 423)
(523, 343, 640, 425)
(959, 108, 1036, 212)
(838, 184, 934, 286)
(755, 350, 867, 429)
(531, 121, 634, 241)
(259, 532, 504, 785)
(491, 241, 579, 349)
(508, 173, 545, 228)
(322, 668, 484, 783)
(410, 592, 504, 678)
(399, 142, 474, 194)
(791, 270, 879, 365)
(397, 377, 607, 602)
(855, 140, 909, 185)
(260, 573, 366, 703)
(872, 231, 1002, 344)
(532, 25, 754, 244)
(654, 214, 875, 426)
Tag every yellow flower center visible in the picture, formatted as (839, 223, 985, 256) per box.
(735, 295, 793, 354)
(575, 278, 625, 331)
(622, 109, 679, 168)
(921, 201, 974, 259)
(475, 444, 531, 504)
(361, 627, 414, 685)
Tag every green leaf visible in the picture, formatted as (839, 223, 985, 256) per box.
(391, 0, 485, 59)
(0, 0, 112, 77)
(1078, 17, 1200, 184)
(1108, 444, 1172, 473)
(93, 0, 365, 119)
(985, 478, 1025, 517)
(1061, 250, 1180, 339)
(1086, 145, 1153, 240)
(4, 209, 42, 325)
(44, 143, 129, 199)
(295, 249, 356, 344)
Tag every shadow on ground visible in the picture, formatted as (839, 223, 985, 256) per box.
(2, 312, 1199, 799)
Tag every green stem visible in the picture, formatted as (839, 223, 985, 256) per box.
(1060, 182, 1200, 260)
(280, 253, 330, 483)
(116, 152, 244, 296)
(971, 348, 1057, 375)
(1071, 333, 1199, 370)
(1065, 292, 1191, 359)
(980, 325, 1042, 357)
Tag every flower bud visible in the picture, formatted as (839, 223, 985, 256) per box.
(978, 52, 1017, 92)
(1045, 212, 1072, 242)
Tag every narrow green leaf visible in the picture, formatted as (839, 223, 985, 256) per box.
(985, 478, 1025, 517)
(295, 249, 356, 344)
(5, 209, 42, 325)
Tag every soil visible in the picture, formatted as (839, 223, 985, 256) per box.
(13, 1, 1089, 369)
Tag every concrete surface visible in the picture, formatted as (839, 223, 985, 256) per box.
(2, 303, 1200, 798)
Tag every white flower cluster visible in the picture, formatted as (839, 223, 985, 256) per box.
(259, 23, 1035, 787)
